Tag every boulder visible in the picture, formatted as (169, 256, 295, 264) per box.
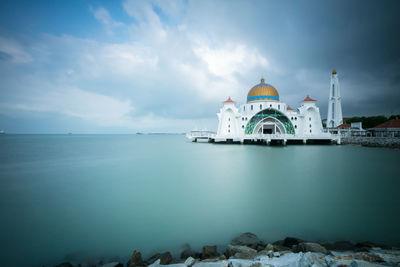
(256, 249, 270, 257)
(146, 251, 173, 265)
(283, 237, 304, 248)
(279, 250, 293, 256)
(159, 252, 174, 265)
(272, 244, 291, 252)
(256, 244, 265, 252)
(272, 240, 285, 246)
(181, 245, 200, 259)
(101, 262, 123, 267)
(193, 262, 229, 267)
(298, 252, 327, 267)
(355, 242, 391, 250)
(349, 259, 386, 267)
(353, 252, 384, 263)
(184, 256, 196, 267)
(202, 255, 226, 262)
(224, 244, 257, 259)
(54, 263, 73, 267)
(332, 241, 355, 251)
(294, 242, 328, 254)
(127, 250, 147, 267)
(202, 245, 219, 259)
(148, 259, 160, 267)
(147, 253, 161, 264)
(265, 244, 274, 251)
(231, 232, 261, 248)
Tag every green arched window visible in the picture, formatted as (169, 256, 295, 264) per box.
(245, 108, 295, 134)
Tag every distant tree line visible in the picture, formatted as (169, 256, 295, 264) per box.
(344, 115, 400, 129)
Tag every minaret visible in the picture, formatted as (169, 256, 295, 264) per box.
(327, 69, 343, 128)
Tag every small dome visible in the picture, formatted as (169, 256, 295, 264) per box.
(332, 69, 337, 75)
(247, 78, 279, 103)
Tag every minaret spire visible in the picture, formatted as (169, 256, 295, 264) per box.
(327, 70, 343, 128)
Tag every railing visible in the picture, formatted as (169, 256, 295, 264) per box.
(186, 130, 216, 139)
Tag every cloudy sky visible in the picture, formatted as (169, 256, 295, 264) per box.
(0, 0, 399, 133)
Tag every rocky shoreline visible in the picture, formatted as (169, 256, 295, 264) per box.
(52, 233, 400, 267)
(341, 136, 400, 149)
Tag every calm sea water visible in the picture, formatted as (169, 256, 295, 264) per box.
(0, 134, 399, 266)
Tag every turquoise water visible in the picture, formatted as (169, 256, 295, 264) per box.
(0, 134, 399, 266)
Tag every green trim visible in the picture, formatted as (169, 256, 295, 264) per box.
(245, 108, 295, 134)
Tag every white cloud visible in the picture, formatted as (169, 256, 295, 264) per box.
(0, 36, 32, 63)
(90, 6, 124, 34)
(1, 87, 135, 127)
(193, 42, 268, 77)
(101, 43, 159, 76)
(0, 1, 275, 132)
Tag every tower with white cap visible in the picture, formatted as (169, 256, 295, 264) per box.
(327, 70, 343, 128)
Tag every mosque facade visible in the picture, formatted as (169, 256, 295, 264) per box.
(188, 71, 340, 144)
(215, 72, 343, 144)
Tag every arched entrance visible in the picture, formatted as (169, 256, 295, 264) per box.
(245, 108, 295, 135)
(253, 117, 286, 135)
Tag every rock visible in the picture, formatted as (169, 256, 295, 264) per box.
(202, 255, 227, 262)
(181, 245, 200, 259)
(147, 253, 161, 264)
(263, 243, 290, 252)
(265, 244, 274, 251)
(355, 242, 391, 250)
(101, 262, 123, 267)
(184, 257, 196, 267)
(127, 250, 147, 267)
(279, 250, 292, 256)
(159, 252, 174, 265)
(54, 263, 73, 267)
(333, 241, 355, 251)
(283, 237, 304, 248)
(256, 244, 265, 252)
(294, 242, 328, 254)
(148, 259, 160, 267)
(145, 252, 173, 265)
(324, 241, 355, 251)
(353, 252, 384, 263)
(272, 244, 291, 252)
(194, 262, 229, 267)
(218, 255, 227, 261)
(231, 232, 261, 248)
(256, 249, 271, 257)
(202, 245, 219, 259)
(224, 244, 257, 259)
(349, 259, 386, 267)
(272, 240, 285, 246)
(298, 252, 328, 267)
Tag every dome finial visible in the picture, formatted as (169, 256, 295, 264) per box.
(260, 77, 265, 83)
(332, 69, 337, 75)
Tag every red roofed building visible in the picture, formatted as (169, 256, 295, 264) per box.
(369, 119, 400, 137)
(337, 123, 351, 129)
(373, 119, 400, 129)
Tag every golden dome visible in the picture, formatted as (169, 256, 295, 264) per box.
(332, 69, 337, 75)
(247, 78, 279, 103)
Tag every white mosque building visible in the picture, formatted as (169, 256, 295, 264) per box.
(188, 72, 340, 144)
